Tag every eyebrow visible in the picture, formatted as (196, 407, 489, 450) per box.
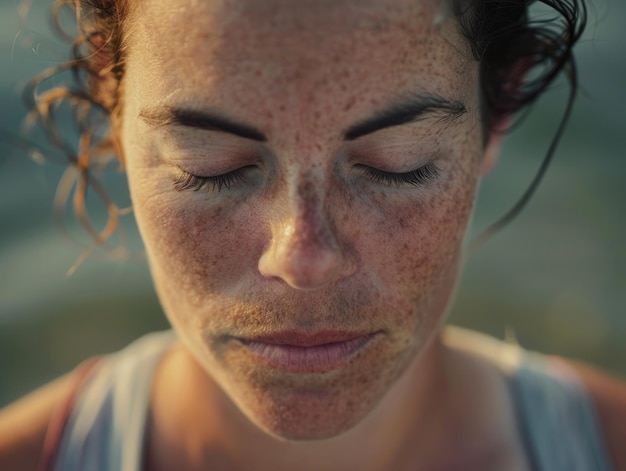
(139, 107, 268, 142)
(138, 93, 467, 143)
(343, 93, 467, 140)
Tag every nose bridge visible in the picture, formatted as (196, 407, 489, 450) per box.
(258, 169, 355, 289)
(290, 176, 335, 249)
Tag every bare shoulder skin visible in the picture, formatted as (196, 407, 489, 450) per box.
(565, 360, 626, 471)
(0, 372, 78, 471)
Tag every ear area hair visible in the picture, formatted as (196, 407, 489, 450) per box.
(83, 31, 127, 165)
(480, 56, 533, 177)
(84, 32, 119, 112)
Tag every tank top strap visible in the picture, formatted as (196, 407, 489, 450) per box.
(508, 352, 615, 471)
(37, 356, 104, 471)
(443, 327, 615, 471)
(50, 330, 177, 471)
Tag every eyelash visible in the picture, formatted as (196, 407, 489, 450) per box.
(173, 162, 440, 192)
(174, 167, 251, 192)
(360, 162, 440, 187)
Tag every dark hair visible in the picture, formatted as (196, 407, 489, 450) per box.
(454, 0, 587, 250)
(23, 0, 587, 258)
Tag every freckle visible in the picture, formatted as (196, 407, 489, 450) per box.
(343, 96, 356, 112)
(396, 216, 408, 229)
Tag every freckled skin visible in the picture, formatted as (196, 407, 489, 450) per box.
(121, 0, 488, 457)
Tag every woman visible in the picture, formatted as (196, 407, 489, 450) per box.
(1, 0, 624, 470)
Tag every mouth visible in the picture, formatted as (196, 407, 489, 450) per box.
(235, 331, 381, 373)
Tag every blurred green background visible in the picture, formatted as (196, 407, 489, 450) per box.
(0, 0, 624, 407)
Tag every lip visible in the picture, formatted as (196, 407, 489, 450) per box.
(236, 331, 380, 373)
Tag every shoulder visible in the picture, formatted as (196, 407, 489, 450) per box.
(562, 359, 626, 471)
(0, 333, 173, 471)
(0, 371, 79, 471)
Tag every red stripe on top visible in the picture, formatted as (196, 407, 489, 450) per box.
(36, 356, 104, 471)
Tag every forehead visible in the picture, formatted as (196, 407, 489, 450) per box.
(130, 0, 453, 41)
(124, 0, 475, 138)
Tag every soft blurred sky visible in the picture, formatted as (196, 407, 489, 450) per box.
(0, 0, 624, 405)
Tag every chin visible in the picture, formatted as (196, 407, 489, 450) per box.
(236, 387, 378, 441)
(216, 341, 419, 442)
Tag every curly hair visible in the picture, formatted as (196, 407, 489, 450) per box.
(24, 0, 587, 262)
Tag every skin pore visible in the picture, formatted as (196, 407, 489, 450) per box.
(119, 0, 529, 469)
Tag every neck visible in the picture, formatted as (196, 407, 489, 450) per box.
(145, 330, 499, 471)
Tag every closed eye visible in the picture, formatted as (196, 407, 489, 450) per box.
(174, 166, 254, 192)
(359, 161, 440, 187)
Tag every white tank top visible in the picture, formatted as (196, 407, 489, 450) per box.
(48, 329, 615, 471)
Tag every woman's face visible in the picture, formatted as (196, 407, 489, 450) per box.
(121, 0, 483, 440)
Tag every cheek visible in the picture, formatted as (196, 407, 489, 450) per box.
(356, 124, 481, 303)
(365, 170, 476, 290)
(128, 169, 262, 308)
(354, 160, 478, 337)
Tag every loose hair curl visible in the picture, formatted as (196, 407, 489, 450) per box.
(24, 0, 587, 265)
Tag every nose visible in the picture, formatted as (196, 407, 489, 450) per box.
(258, 184, 356, 290)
